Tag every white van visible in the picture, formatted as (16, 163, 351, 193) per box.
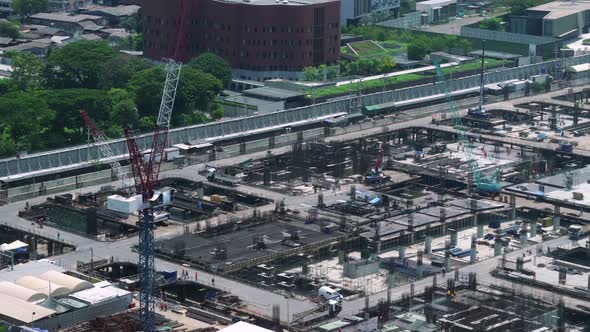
(318, 286, 343, 302)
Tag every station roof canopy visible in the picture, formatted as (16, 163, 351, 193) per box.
(39, 271, 93, 293)
(242, 87, 305, 100)
(0, 293, 55, 324)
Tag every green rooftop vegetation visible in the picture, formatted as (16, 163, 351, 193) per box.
(309, 58, 511, 99)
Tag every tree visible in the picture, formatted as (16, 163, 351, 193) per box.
(479, 18, 504, 31)
(176, 66, 223, 115)
(108, 88, 139, 129)
(98, 54, 151, 89)
(32, 89, 111, 145)
(0, 21, 19, 38)
(10, 53, 45, 90)
(407, 40, 428, 60)
(303, 66, 321, 81)
(210, 104, 224, 120)
(121, 8, 143, 33)
(377, 56, 397, 73)
(128, 65, 222, 124)
(0, 92, 51, 150)
(127, 66, 166, 117)
(46, 40, 117, 89)
(188, 53, 232, 86)
(327, 66, 339, 80)
(10, 0, 47, 17)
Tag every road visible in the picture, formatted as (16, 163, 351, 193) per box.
(0, 84, 587, 324)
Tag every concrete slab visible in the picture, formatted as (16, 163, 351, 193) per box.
(419, 206, 470, 219)
(449, 198, 505, 211)
(536, 165, 590, 189)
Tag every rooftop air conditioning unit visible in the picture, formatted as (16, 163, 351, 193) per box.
(283, 0, 288, 3)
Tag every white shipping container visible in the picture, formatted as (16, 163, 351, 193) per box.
(107, 194, 144, 213)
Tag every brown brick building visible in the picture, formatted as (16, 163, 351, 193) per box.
(143, 0, 341, 81)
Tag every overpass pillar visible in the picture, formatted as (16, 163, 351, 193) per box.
(268, 136, 275, 149)
(239, 142, 246, 155)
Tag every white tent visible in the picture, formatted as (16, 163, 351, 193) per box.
(0, 240, 29, 251)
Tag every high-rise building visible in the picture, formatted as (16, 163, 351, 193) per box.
(143, 0, 341, 81)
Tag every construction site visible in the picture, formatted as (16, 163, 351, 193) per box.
(3, 17, 590, 330)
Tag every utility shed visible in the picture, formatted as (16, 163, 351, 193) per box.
(39, 271, 94, 293)
(70, 286, 132, 305)
(0, 293, 55, 324)
(219, 321, 274, 332)
(0, 281, 47, 303)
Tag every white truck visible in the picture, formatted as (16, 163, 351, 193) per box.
(291, 286, 343, 326)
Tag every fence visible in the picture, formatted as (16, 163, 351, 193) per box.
(460, 26, 557, 46)
(378, 11, 422, 29)
(1, 54, 590, 179)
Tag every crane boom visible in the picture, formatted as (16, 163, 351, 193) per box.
(146, 59, 182, 194)
(80, 111, 133, 193)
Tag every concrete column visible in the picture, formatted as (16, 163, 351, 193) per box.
(494, 240, 502, 256)
(521, 222, 529, 247)
(510, 193, 516, 220)
(350, 185, 356, 200)
(338, 250, 345, 264)
(439, 206, 446, 234)
(477, 222, 484, 238)
(425, 236, 432, 254)
(472, 213, 478, 228)
(587, 275, 590, 290)
(416, 250, 424, 279)
(197, 186, 204, 199)
(516, 257, 524, 271)
(470, 234, 477, 264)
(399, 246, 405, 260)
(449, 229, 457, 248)
(530, 220, 537, 238)
(444, 240, 451, 271)
(553, 205, 561, 232)
(48, 241, 54, 257)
